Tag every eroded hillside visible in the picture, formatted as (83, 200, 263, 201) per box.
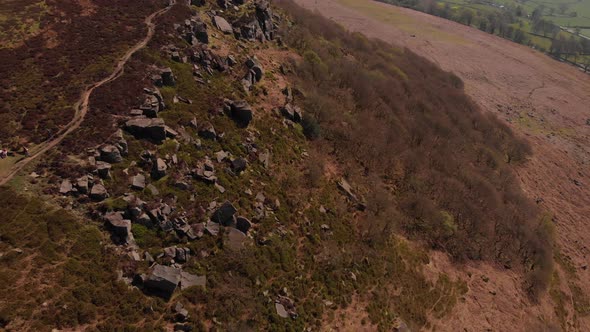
(0, 0, 561, 331)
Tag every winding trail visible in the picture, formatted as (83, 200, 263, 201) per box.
(0, 1, 174, 186)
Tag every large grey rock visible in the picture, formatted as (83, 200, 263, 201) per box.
(99, 144, 123, 163)
(205, 221, 220, 236)
(231, 158, 247, 174)
(152, 158, 167, 179)
(104, 212, 131, 241)
(211, 201, 237, 226)
(198, 122, 216, 140)
(90, 183, 108, 201)
(161, 67, 176, 86)
(235, 216, 252, 234)
(255, 0, 275, 40)
(145, 264, 181, 299)
(59, 179, 73, 195)
(213, 16, 233, 34)
(141, 93, 165, 118)
(132, 174, 146, 190)
(275, 295, 297, 318)
(229, 100, 253, 127)
(125, 118, 167, 142)
(76, 176, 89, 194)
(192, 20, 208, 44)
(96, 161, 112, 179)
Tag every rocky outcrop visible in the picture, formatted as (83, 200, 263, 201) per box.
(275, 295, 297, 318)
(140, 89, 166, 118)
(161, 67, 176, 86)
(125, 118, 167, 142)
(76, 176, 89, 194)
(255, 0, 275, 41)
(242, 57, 264, 90)
(190, 46, 229, 73)
(152, 158, 168, 179)
(174, 302, 189, 322)
(177, 16, 208, 45)
(192, 157, 217, 184)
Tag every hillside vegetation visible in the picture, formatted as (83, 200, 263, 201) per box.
(278, 0, 552, 296)
(0, 0, 555, 331)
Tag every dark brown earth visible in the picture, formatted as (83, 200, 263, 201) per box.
(292, 0, 590, 330)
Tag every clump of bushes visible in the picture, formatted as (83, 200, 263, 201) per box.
(277, 0, 551, 304)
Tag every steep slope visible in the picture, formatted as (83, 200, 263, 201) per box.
(291, 0, 590, 330)
(0, 0, 563, 331)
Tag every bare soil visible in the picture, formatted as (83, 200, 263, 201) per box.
(292, 0, 590, 330)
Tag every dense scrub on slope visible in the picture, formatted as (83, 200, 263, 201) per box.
(0, 188, 167, 331)
(277, 0, 553, 297)
(0, 0, 167, 145)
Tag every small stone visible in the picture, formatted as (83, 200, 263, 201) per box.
(147, 184, 159, 196)
(132, 174, 146, 190)
(231, 158, 247, 174)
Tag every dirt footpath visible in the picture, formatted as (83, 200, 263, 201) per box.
(292, 0, 590, 330)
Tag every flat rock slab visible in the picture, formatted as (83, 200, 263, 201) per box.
(225, 227, 247, 250)
(125, 118, 166, 142)
(213, 16, 233, 34)
(275, 303, 289, 318)
(145, 264, 181, 299)
(180, 271, 206, 289)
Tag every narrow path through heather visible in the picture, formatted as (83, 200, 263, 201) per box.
(0, 1, 175, 186)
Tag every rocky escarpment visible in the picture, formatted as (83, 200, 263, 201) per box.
(50, 1, 317, 328)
